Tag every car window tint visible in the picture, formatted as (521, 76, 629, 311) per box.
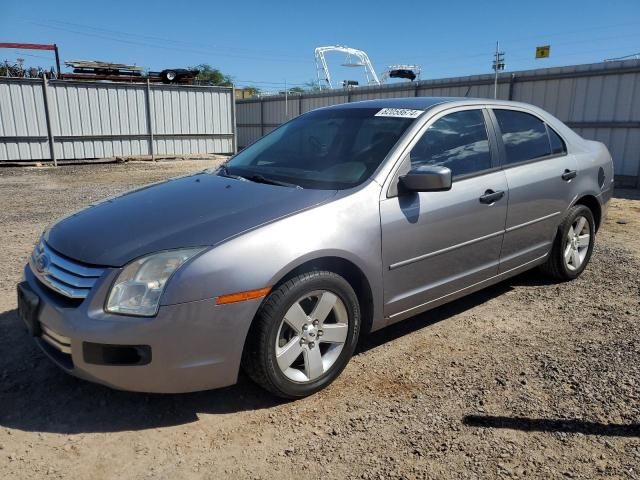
(494, 109, 551, 164)
(409, 110, 492, 178)
(548, 126, 567, 154)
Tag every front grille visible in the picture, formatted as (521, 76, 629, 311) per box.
(30, 241, 105, 299)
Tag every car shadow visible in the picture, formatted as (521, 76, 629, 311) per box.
(359, 267, 561, 353)
(463, 414, 640, 437)
(0, 307, 284, 434)
(0, 269, 554, 434)
(358, 280, 514, 353)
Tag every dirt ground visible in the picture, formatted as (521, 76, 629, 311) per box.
(0, 160, 638, 480)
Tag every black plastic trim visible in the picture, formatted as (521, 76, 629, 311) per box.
(83, 342, 152, 366)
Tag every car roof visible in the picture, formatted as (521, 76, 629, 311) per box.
(323, 97, 456, 110)
(321, 96, 528, 111)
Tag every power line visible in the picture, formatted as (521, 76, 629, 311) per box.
(19, 17, 640, 88)
(38, 16, 640, 67)
(28, 20, 309, 64)
(45, 19, 307, 61)
(498, 20, 640, 46)
(1, 50, 53, 61)
(377, 30, 640, 68)
(605, 52, 640, 61)
(235, 79, 308, 86)
(40, 17, 637, 80)
(507, 42, 640, 63)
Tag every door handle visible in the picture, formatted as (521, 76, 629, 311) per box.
(479, 189, 505, 204)
(561, 169, 577, 181)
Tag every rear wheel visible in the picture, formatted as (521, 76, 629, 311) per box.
(242, 271, 360, 398)
(542, 204, 595, 280)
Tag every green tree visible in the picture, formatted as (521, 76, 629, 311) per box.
(242, 86, 262, 96)
(192, 64, 234, 86)
(303, 79, 322, 91)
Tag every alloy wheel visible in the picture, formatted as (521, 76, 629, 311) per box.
(564, 215, 591, 271)
(275, 290, 349, 382)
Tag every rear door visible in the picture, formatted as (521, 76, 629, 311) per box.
(489, 108, 578, 272)
(380, 107, 508, 322)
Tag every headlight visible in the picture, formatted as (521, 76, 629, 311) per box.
(105, 248, 205, 317)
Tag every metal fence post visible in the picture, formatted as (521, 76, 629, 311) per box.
(508, 73, 516, 101)
(260, 98, 265, 136)
(145, 78, 155, 161)
(53, 44, 61, 79)
(41, 76, 57, 166)
(230, 85, 237, 154)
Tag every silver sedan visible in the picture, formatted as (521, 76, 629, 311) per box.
(18, 97, 613, 398)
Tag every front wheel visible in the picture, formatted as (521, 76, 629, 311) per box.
(242, 271, 360, 398)
(542, 204, 595, 280)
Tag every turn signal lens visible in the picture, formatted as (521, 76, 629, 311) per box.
(216, 287, 271, 305)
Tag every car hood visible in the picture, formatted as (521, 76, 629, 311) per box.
(45, 171, 337, 267)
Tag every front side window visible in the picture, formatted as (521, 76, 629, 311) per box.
(409, 109, 492, 178)
(226, 108, 416, 189)
(494, 109, 554, 164)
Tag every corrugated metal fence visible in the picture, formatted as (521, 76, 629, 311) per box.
(0, 78, 235, 163)
(237, 59, 640, 187)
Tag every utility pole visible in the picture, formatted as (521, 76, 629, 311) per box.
(492, 41, 505, 99)
(53, 44, 61, 78)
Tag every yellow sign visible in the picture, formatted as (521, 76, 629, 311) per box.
(536, 45, 551, 59)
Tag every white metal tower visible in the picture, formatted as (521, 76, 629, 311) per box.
(314, 45, 381, 89)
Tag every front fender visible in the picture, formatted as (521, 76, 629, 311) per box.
(161, 182, 385, 327)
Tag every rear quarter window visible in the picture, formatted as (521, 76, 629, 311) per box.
(548, 126, 567, 155)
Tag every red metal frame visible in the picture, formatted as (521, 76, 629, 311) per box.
(0, 42, 61, 77)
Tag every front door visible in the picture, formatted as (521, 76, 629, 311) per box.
(380, 108, 508, 322)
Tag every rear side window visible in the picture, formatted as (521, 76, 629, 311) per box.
(410, 109, 492, 178)
(494, 110, 551, 164)
(548, 126, 567, 154)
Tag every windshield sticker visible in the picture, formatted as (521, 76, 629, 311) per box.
(374, 108, 423, 118)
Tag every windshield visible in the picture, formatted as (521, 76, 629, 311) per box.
(225, 108, 418, 189)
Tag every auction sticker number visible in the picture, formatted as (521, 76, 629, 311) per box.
(375, 108, 423, 118)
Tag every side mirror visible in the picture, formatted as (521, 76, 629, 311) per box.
(399, 165, 452, 192)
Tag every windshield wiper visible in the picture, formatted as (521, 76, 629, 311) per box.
(218, 165, 302, 189)
(217, 164, 247, 181)
(244, 174, 303, 189)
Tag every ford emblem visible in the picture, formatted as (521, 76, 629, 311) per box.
(35, 252, 49, 273)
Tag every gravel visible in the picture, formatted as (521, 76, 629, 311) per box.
(0, 160, 638, 479)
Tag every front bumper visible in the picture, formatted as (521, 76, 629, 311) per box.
(21, 265, 261, 393)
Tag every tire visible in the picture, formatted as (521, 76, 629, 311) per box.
(160, 70, 177, 84)
(541, 204, 595, 281)
(242, 271, 361, 399)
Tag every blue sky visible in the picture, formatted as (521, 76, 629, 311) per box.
(2, 0, 639, 91)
